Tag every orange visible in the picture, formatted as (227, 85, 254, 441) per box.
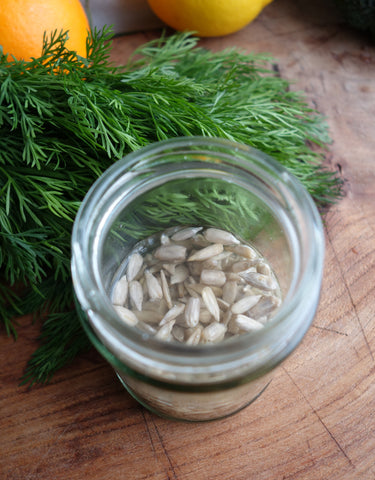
(147, 0, 273, 37)
(0, 0, 90, 61)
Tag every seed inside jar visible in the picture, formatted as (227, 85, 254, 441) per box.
(110, 226, 282, 344)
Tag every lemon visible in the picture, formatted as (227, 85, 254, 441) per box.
(147, 0, 273, 37)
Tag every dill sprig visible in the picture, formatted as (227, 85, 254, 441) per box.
(0, 27, 342, 384)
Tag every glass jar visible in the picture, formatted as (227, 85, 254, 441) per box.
(71, 136, 324, 421)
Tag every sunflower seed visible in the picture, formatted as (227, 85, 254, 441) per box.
(191, 233, 211, 247)
(172, 324, 186, 342)
(155, 320, 175, 341)
(204, 228, 240, 245)
(201, 322, 227, 343)
(257, 261, 272, 276)
(186, 325, 203, 345)
(154, 245, 187, 262)
(113, 305, 138, 326)
(160, 233, 170, 245)
(217, 297, 230, 311)
(231, 294, 261, 315)
(145, 271, 163, 300)
(200, 269, 226, 287)
(160, 303, 185, 326)
(184, 297, 200, 328)
(162, 263, 176, 275)
(171, 226, 203, 241)
(187, 243, 224, 262)
(199, 308, 213, 324)
(160, 269, 172, 309)
(222, 281, 238, 304)
(228, 314, 264, 334)
(170, 264, 189, 284)
(227, 244, 258, 260)
(202, 286, 220, 322)
(129, 280, 143, 311)
(111, 275, 128, 306)
(127, 253, 143, 281)
(239, 271, 278, 291)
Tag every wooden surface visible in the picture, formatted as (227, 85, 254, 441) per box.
(1, 0, 375, 478)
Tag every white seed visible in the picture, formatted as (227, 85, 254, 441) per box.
(239, 271, 278, 291)
(145, 271, 163, 300)
(222, 309, 232, 327)
(184, 297, 200, 328)
(257, 262, 272, 276)
(204, 228, 240, 245)
(200, 269, 226, 287)
(160, 303, 185, 326)
(160, 233, 170, 245)
(191, 233, 211, 247)
(171, 226, 203, 241)
(217, 297, 230, 311)
(222, 281, 238, 304)
(199, 308, 213, 324)
(113, 305, 138, 326)
(228, 314, 264, 334)
(111, 275, 128, 306)
(170, 265, 189, 284)
(187, 243, 224, 262)
(227, 244, 258, 260)
(149, 264, 164, 275)
(129, 280, 143, 311)
(188, 283, 222, 297)
(201, 322, 227, 343)
(160, 269, 172, 309)
(226, 272, 246, 283)
(172, 324, 186, 342)
(154, 245, 187, 262)
(231, 294, 262, 315)
(127, 253, 143, 281)
(162, 263, 176, 275)
(155, 320, 175, 341)
(186, 325, 203, 345)
(201, 286, 220, 322)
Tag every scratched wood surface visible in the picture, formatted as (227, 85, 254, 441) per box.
(1, 0, 375, 478)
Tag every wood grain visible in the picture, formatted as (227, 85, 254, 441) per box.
(1, 0, 375, 478)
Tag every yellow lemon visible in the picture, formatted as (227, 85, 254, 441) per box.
(147, 0, 273, 37)
(0, 0, 90, 61)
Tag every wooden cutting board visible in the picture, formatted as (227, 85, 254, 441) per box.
(1, 1, 375, 478)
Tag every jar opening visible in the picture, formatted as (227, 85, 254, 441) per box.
(72, 137, 324, 383)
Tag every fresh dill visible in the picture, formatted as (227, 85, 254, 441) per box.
(0, 27, 343, 384)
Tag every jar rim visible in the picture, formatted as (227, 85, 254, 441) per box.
(71, 136, 325, 381)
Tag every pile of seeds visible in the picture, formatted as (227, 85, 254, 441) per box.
(110, 226, 282, 344)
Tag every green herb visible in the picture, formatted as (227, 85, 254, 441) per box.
(0, 27, 342, 385)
